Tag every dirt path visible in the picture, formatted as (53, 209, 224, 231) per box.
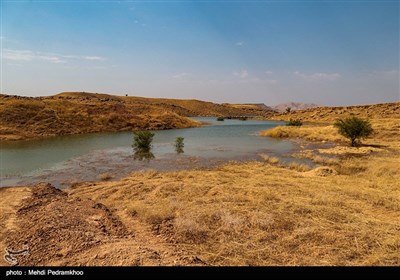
(2, 183, 203, 266)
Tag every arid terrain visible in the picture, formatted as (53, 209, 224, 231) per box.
(0, 101, 399, 266)
(0, 92, 274, 140)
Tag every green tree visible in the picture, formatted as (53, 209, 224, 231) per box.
(334, 116, 373, 147)
(132, 131, 155, 161)
(175, 137, 184, 154)
(132, 131, 154, 150)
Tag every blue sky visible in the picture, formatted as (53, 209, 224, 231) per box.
(1, 0, 399, 106)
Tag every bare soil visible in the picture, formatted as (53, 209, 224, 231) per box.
(1, 183, 204, 266)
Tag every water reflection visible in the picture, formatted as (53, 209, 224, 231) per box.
(174, 137, 184, 155)
(133, 148, 155, 161)
(175, 146, 184, 154)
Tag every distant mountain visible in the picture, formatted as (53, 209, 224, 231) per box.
(272, 102, 321, 112)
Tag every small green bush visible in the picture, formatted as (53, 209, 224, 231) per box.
(216, 117, 225, 121)
(132, 131, 154, 150)
(175, 137, 184, 149)
(175, 137, 184, 154)
(334, 116, 373, 147)
(286, 119, 303, 126)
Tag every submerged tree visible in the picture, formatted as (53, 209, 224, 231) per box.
(334, 116, 373, 147)
(132, 131, 155, 161)
(133, 131, 154, 150)
(174, 137, 184, 154)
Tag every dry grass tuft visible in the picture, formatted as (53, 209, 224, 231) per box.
(286, 162, 311, 172)
(295, 150, 340, 166)
(260, 125, 344, 143)
(99, 173, 112, 181)
(260, 154, 280, 165)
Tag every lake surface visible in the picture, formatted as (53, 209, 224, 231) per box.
(0, 117, 299, 188)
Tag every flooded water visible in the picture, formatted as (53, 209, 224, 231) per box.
(0, 117, 302, 188)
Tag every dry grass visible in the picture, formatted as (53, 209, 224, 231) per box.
(286, 162, 311, 172)
(270, 102, 400, 122)
(260, 154, 310, 171)
(260, 124, 345, 143)
(0, 94, 201, 140)
(70, 153, 400, 265)
(294, 150, 340, 166)
(98, 173, 112, 181)
(260, 154, 280, 165)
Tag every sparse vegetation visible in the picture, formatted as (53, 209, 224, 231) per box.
(260, 154, 280, 165)
(270, 102, 400, 123)
(260, 125, 344, 142)
(286, 107, 291, 113)
(132, 131, 155, 150)
(174, 137, 185, 154)
(175, 137, 184, 149)
(286, 119, 303, 126)
(132, 131, 155, 161)
(99, 173, 112, 181)
(286, 161, 311, 172)
(334, 116, 373, 147)
(216, 117, 225, 121)
(238, 117, 248, 121)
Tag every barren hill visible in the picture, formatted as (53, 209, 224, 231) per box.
(56, 92, 274, 117)
(271, 102, 400, 122)
(0, 92, 275, 140)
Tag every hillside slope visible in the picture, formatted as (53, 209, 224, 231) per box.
(271, 102, 400, 122)
(56, 92, 275, 117)
(0, 92, 275, 140)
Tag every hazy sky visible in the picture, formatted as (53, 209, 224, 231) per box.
(1, 0, 399, 106)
